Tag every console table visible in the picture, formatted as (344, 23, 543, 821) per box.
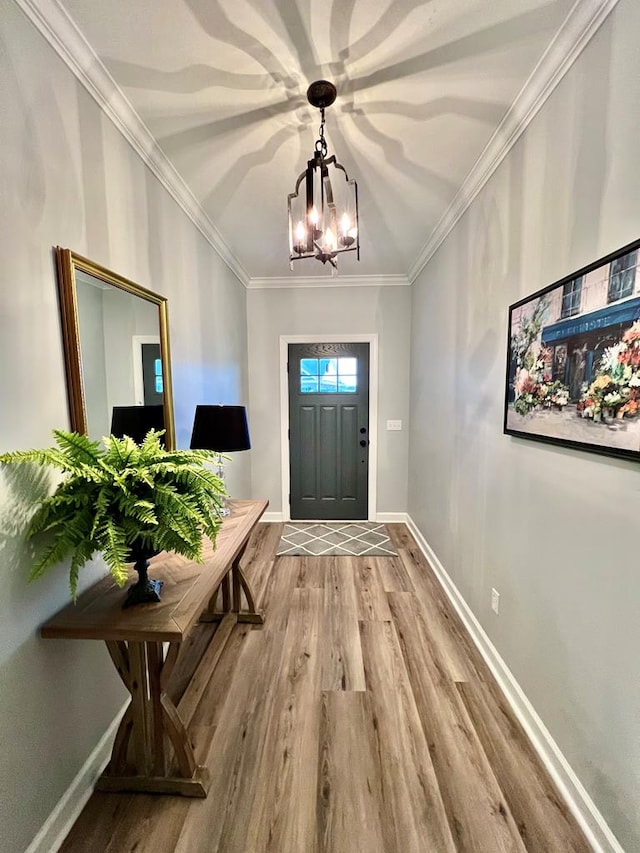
(41, 498, 268, 797)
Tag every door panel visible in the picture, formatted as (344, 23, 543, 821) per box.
(299, 406, 317, 497)
(289, 342, 369, 520)
(340, 405, 358, 498)
(319, 406, 338, 499)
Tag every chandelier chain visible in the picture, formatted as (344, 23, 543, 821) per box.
(315, 107, 328, 157)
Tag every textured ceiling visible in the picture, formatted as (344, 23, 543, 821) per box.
(59, 0, 576, 280)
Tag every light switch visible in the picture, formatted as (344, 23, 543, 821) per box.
(386, 419, 402, 431)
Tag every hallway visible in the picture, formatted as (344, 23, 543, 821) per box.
(60, 523, 590, 852)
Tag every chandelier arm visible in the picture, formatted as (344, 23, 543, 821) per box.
(326, 156, 350, 180)
(292, 168, 307, 195)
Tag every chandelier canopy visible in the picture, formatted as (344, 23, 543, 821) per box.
(288, 81, 360, 271)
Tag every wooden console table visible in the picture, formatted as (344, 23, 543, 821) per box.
(41, 499, 268, 797)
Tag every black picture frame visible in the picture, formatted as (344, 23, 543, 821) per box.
(504, 237, 640, 461)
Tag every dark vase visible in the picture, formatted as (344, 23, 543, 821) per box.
(123, 540, 163, 609)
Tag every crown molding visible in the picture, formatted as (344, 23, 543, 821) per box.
(248, 273, 410, 289)
(14, 0, 250, 288)
(15, 0, 618, 291)
(408, 0, 621, 283)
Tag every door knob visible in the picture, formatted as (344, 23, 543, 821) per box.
(360, 439, 368, 447)
(360, 427, 367, 434)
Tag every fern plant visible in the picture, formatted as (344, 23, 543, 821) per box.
(0, 429, 226, 600)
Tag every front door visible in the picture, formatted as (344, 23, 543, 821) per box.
(141, 343, 163, 405)
(288, 342, 369, 520)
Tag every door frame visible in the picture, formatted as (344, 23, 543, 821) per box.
(132, 334, 161, 405)
(279, 333, 378, 521)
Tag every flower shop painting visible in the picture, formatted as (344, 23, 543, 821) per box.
(504, 237, 640, 461)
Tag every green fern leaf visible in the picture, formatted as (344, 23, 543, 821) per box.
(2, 429, 226, 601)
(53, 430, 101, 467)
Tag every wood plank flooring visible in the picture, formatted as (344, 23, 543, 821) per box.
(59, 523, 590, 853)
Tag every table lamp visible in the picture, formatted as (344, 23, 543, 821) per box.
(190, 405, 251, 516)
(110, 405, 165, 445)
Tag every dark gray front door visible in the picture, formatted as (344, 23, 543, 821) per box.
(289, 342, 369, 520)
(141, 343, 163, 405)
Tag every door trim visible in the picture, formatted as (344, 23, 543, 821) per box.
(132, 334, 160, 405)
(279, 334, 379, 522)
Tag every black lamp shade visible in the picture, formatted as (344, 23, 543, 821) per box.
(110, 405, 165, 446)
(190, 405, 251, 452)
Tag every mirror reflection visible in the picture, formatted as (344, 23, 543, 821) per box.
(55, 248, 175, 448)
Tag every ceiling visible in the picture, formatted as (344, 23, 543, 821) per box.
(57, 0, 578, 281)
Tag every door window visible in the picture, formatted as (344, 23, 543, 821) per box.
(154, 358, 163, 394)
(300, 357, 358, 393)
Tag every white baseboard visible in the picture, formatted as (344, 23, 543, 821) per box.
(28, 520, 622, 853)
(405, 516, 623, 853)
(261, 512, 284, 523)
(261, 512, 409, 524)
(25, 703, 127, 853)
(376, 512, 408, 523)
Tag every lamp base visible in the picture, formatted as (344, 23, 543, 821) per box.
(215, 453, 232, 517)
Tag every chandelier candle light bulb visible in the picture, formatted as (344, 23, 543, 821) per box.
(340, 213, 355, 248)
(308, 205, 322, 242)
(294, 220, 306, 254)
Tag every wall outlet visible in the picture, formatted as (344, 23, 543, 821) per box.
(491, 588, 500, 614)
(387, 419, 402, 431)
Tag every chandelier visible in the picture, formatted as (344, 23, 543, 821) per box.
(288, 81, 360, 271)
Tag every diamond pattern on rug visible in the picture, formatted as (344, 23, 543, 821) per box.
(277, 522, 396, 556)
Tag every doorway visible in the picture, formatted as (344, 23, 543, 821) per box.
(141, 342, 163, 405)
(284, 337, 376, 520)
(132, 335, 162, 406)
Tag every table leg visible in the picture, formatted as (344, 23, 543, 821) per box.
(200, 542, 264, 625)
(98, 640, 210, 797)
(232, 553, 264, 624)
(221, 573, 231, 611)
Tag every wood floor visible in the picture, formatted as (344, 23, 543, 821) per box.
(59, 523, 591, 853)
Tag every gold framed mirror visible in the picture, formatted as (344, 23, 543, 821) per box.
(55, 247, 176, 449)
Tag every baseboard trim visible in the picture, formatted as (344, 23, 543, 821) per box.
(25, 703, 127, 853)
(260, 513, 409, 524)
(261, 512, 284, 523)
(405, 515, 624, 853)
(376, 512, 409, 523)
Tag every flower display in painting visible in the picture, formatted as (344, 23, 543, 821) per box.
(577, 321, 640, 421)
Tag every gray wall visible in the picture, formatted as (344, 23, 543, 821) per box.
(0, 5, 249, 851)
(247, 285, 411, 516)
(3, 0, 637, 850)
(408, 2, 640, 849)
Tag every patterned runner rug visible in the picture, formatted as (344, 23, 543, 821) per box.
(277, 522, 396, 556)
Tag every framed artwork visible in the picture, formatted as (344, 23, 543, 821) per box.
(504, 237, 640, 461)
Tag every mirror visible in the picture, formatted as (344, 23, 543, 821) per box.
(55, 247, 176, 448)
